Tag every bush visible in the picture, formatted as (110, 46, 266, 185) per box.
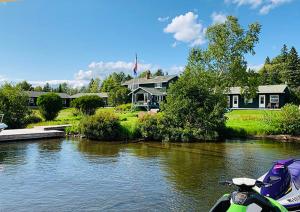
(37, 93, 63, 120)
(79, 111, 121, 140)
(138, 113, 163, 141)
(0, 84, 30, 128)
(24, 113, 43, 125)
(71, 95, 104, 115)
(264, 104, 300, 135)
(115, 103, 132, 113)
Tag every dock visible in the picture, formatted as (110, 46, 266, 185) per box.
(0, 125, 70, 142)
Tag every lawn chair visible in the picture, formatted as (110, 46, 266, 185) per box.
(267, 103, 271, 109)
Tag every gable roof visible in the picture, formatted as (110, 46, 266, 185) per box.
(122, 75, 178, 86)
(228, 84, 288, 95)
(25, 91, 71, 98)
(71, 93, 108, 98)
(129, 87, 166, 96)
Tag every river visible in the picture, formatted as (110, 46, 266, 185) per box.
(0, 139, 300, 211)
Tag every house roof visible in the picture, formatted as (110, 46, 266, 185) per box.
(122, 75, 178, 86)
(71, 92, 108, 98)
(228, 84, 288, 95)
(25, 91, 71, 98)
(129, 87, 166, 96)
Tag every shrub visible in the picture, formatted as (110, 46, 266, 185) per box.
(71, 95, 104, 115)
(0, 84, 30, 128)
(79, 111, 121, 140)
(37, 93, 63, 120)
(24, 113, 43, 125)
(138, 113, 164, 141)
(264, 104, 300, 135)
(115, 103, 132, 113)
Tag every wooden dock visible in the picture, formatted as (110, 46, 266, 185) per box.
(0, 125, 70, 142)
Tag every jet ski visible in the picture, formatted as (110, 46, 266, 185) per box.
(210, 177, 288, 211)
(256, 159, 300, 211)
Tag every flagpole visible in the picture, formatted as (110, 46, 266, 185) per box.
(131, 53, 137, 110)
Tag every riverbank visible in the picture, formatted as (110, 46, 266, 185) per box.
(26, 107, 300, 142)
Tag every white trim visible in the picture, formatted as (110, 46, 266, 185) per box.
(232, 95, 239, 108)
(259, 95, 266, 108)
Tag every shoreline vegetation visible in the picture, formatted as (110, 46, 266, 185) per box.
(25, 107, 300, 142)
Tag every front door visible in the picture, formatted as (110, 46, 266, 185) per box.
(232, 95, 239, 108)
(259, 95, 266, 108)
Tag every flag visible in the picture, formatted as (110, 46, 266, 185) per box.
(133, 54, 137, 76)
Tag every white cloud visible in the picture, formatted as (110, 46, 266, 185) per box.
(225, 0, 263, 8)
(164, 12, 206, 47)
(259, 0, 292, 14)
(211, 12, 227, 24)
(158, 16, 169, 22)
(226, 0, 294, 14)
(74, 60, 157, 82)
(0, 75, 7, 84)
(166, 65, 185, 75)
(29, 79, 87, 89)
(248, 63, 263, 71)
(3, 61, 184, 88)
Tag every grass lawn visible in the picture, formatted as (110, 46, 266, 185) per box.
(28, 108, 139, 132)
(225, 109, 280, 135)
(28, 107, 279, 137)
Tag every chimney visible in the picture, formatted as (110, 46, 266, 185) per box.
(146, 70, 151, 79)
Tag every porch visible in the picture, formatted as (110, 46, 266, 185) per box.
(129, 87, 166, 110)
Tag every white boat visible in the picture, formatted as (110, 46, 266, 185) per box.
(0, 114, 8, 132)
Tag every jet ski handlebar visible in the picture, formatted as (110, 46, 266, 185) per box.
(220, 178, 272, 188)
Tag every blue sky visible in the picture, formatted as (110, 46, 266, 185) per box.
(0, 0, 299, 87)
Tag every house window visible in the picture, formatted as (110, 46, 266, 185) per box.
(155, 83, 162, 88)
(244, 97, 253, 104)
(29, 98, 34, 105)
(62, 99, 67, 105)
(270, 95, 279, 103)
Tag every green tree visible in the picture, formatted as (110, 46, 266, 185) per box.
(190, 16, 261, 89)
(280, 44, 289, 63)
(71, 95, 104, 115)
(101, 72, 132, 92)
(37, 93, 62, 120)
(161, 68, 227, 141)
(286, 47, 300, 87)
(0, 84, 30, 128)
(34, 86, 43, 91)
(16, 80, 33, 91)
(43, 83, 51, 92)
(89, 78, 101, 93)
(153, 69, 164, 76)
(108, 86, 130, 106)
(138, 70, 151, 78)
(265, 56, 271, 65)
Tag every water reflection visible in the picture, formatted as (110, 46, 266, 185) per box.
(1, 139, 300, 211)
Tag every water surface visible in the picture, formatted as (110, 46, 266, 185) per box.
(1, 139, 300, 211)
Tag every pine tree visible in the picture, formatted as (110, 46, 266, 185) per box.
(280, 44, 289, 63)
(286, 47, 300, 87)
(265, 56, 271, 65)
(43, 83, 51, 92)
